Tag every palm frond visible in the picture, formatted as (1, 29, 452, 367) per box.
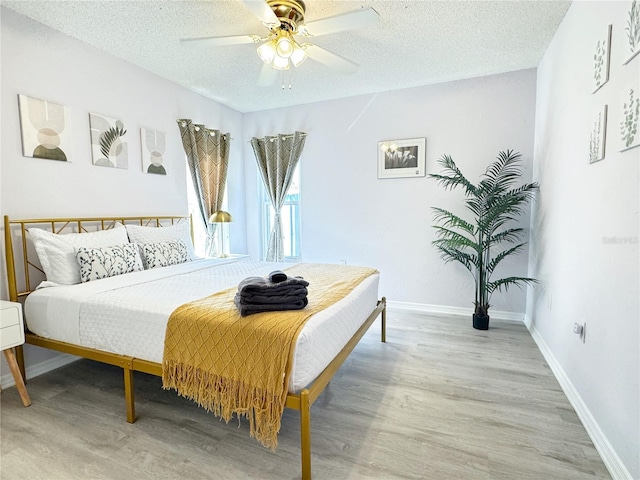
(480, 187, 537, 234)
(486, 243, 526, 273)
(487, 276, 538, 295)
(487, 228, 525, 246)
(432, 234, 479, 255)
(432, 207, 476, 235)
(428, 154, 478, 197)
(482, 150, 523, 195)
(433, 245, 476, 272)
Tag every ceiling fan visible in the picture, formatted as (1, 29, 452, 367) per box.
(180, 0, 380, 87)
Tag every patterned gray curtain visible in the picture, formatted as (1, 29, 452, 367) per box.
(177, 119, 230, 256)
(250, 131, 307, 261)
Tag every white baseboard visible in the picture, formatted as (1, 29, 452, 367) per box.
(1, 353, 78, 389)
(526, 321, 633, 480)
(387, 300, 525, 323)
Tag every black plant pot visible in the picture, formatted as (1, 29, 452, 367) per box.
(472, 313, 490, 330)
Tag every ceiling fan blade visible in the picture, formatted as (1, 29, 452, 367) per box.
(257, 62, 279, 87)
(242, 0, 281, 27)
(180, 34, 259, 47)
(304, 44, 358, 74)
(300, 7, 379, 37)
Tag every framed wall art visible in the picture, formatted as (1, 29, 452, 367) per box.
(619, 86, 640, 152)
(89, 112, 128, 169)
(377, 137, 426, 179)
(140, 127, 167, 175)
(589, 105, 607, 163)
(18, 94, 72, 162)
(592, 24, 612, 94)
(623, 0, 640, 65)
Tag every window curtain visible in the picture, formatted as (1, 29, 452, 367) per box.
(250, 131, 307, 262)
(177, 119, 230, 257)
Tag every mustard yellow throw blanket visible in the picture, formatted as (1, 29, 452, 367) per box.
(162, 263, 378, 449)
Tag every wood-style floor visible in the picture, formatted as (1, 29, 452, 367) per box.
(0, 312, 611, 480)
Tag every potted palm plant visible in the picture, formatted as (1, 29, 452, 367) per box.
(429, 150, 538, 330)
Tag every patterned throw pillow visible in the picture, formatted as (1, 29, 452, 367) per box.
(125, 222, 196, 260)
(76, 243, 144, 283)
(29, 224, 130, 285)
(139, 239, 190, 269)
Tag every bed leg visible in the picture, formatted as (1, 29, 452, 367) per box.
(123, 367, 136, 423)
(381, 296, 387, 343)
(300, 389, 312, 480)
(16, 345, 26, 381)
(4, 348, 31, 407)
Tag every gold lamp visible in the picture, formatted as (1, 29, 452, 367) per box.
(209, 211, 233, 258)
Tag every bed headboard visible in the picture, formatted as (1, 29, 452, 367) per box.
(3, 215, 191, 302)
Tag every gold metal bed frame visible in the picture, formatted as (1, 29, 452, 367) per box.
(3, 215, 387, 480)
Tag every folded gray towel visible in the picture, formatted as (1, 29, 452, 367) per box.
(239, 289, 308, 305)
(235, 274, 310, 316)
(234, 293, 308, 317)
(238, 275, 309, 296)
(269, 270, 288, 283)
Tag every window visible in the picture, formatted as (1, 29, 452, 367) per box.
(261, 165, 301, 261)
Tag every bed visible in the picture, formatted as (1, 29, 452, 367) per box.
(3, 215, 386, 480)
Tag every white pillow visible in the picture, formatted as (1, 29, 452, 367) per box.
(76, 243, 144, 283)
(139, 239, 190, 269)
(125, 222, 195, 260)
(29, 224, 129, 285)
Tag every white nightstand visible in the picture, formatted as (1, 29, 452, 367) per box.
(1, 300, 31, 407)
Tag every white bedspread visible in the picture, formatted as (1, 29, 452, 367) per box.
(25, 258, 379, 392)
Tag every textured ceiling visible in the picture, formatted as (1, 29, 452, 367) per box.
(2, 0, 571, 113)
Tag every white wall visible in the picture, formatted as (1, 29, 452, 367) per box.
(528, 1, 639, 478)
(0, 8, 246, 376)
(243, 69, 537, 315)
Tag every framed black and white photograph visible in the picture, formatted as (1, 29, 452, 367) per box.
(378, 137, 426, 179)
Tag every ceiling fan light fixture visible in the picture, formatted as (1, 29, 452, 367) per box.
(272, 54, 290, 70)
(257, 40, 277, 63)
(290, 42, 307, 67)
(275, 35, 294, 58)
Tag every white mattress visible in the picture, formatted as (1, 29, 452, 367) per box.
(25, 258, 379, 392)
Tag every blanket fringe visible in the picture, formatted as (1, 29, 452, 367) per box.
(162, 360, 284, 450)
